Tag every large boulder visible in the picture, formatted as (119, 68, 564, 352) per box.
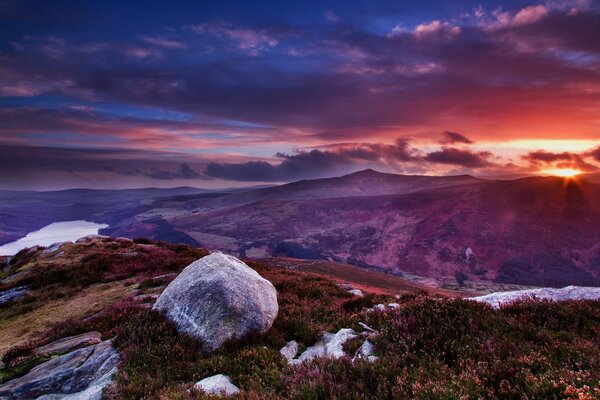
(153, 252, 278, 352)
(0, 340, 119, 400)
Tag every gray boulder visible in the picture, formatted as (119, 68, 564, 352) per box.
(0, 340, 119, 400)
(153, 253, 278, 352)
(195, 374, 240, 397)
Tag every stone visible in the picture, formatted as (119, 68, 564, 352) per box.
(358, 322, 377, 333)
(298, 328, 357, 361)
(0, 340, 119, 400)
(348, 289, 364, 297)
(387, 303, 400, 309)
(280, 340, 299, 363)
(153, 253, 278, 352)
(33, 332, 102, 357)
(0, 286, 28, 306)
(353, 339, 378, 363)
(41, 242, 66, 257)
(471, 285, 600, 309)
(373, 304, 386, 311)
(195, 374, 240, 397)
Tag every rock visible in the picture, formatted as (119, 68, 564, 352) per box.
(358, 322, 377, 333)
(41, 242, 66, 257)
(132, 294, 159, 303)
(336, 283, 354, 290)
(373, 304, 386, 312)
(471, 286, 600, 309)
(195, 374, 240, 397)
(348, 289, 364, 297)
(280, 340, 299, 363)
(387, 303, 399, 309)
(353, 339, 378, 363)
(0, 286, 28, 306)
(0, 340, 119, 400)
(75, 235, 109, 244)
(153, 253, 279, 352)
(298, 328, 357, 361)
(33, 332, 102, 357)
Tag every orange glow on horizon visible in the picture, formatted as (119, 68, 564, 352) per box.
(540, 168, 582, 178)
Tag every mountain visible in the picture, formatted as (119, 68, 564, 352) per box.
(106, 171, 600, 288)
(3, 170, 600, 289)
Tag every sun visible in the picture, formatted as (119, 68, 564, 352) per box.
(541, 168, 582, 178)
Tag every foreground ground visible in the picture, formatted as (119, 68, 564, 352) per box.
(0, 237, 599, 399)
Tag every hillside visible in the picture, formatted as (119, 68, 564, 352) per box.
(3, 171, 600, 289)
(0, 238, 599, 399)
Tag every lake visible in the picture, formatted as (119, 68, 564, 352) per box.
(0, 221, 109, 256)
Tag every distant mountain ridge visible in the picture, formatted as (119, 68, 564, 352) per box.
(2, 170, 600, 289)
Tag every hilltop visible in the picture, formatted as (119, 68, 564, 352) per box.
(0, 237, 599, 399)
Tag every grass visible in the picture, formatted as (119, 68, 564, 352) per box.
(0, 238, 599, 399)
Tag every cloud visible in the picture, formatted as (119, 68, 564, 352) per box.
(512, 5, 550, 26)
(140, 35, 186, 49)
(425, 147, 492, 168)
(523, 149, 598, 171)
(439, 131, 473, 145)
(142, 163, 204, 180)
(413, 20, 461, 39)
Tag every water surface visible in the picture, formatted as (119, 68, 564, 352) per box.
(0, 220, 109, 256)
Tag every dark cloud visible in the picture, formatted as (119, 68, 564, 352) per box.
(586, 146, 600, 162)
(425, 147, 492, 168)
(523, 150, 598, 172)
(439, 131, 473, 145)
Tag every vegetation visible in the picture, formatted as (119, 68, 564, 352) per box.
(1, 238, 599, 399)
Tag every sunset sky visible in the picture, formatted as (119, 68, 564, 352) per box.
(1, 0, 599, 189)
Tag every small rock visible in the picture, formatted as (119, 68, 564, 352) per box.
(132, 294, 159, 303)
(298, 328, 357, 361)
(373, 304, 386, 312)
(280, 340, 299, 363)
(75, 235, 109, 243)
(358, 322, 377, 333)
(348, 289, 364, 297)
(34, 331, 102, 357)
(353, 339, 378, 363)
(41, 242, 66, 256)
(336, 283, 354, 290)
(195, 374, 240, 397)
(153, 253, 278, 352)
(387, 303, 399, 309)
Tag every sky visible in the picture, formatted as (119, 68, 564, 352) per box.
(0, 0, 599, 190)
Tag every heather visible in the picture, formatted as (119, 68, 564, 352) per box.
(1, 239, 599, 399)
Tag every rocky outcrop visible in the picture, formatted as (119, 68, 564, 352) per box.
(195, 374, 240, 397)
(279, 340, 299, 363)
(153, 253, 278, 352)
(471, 285, 600, 309)
(33, 332, 102, 357)
(0, 340, 119, 400)
(298, 328, 357, 362)
(0, 286, 27, 306)
(352, 339, 378, 363)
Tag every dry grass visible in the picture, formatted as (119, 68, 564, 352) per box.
(0, 281, 132, 358)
